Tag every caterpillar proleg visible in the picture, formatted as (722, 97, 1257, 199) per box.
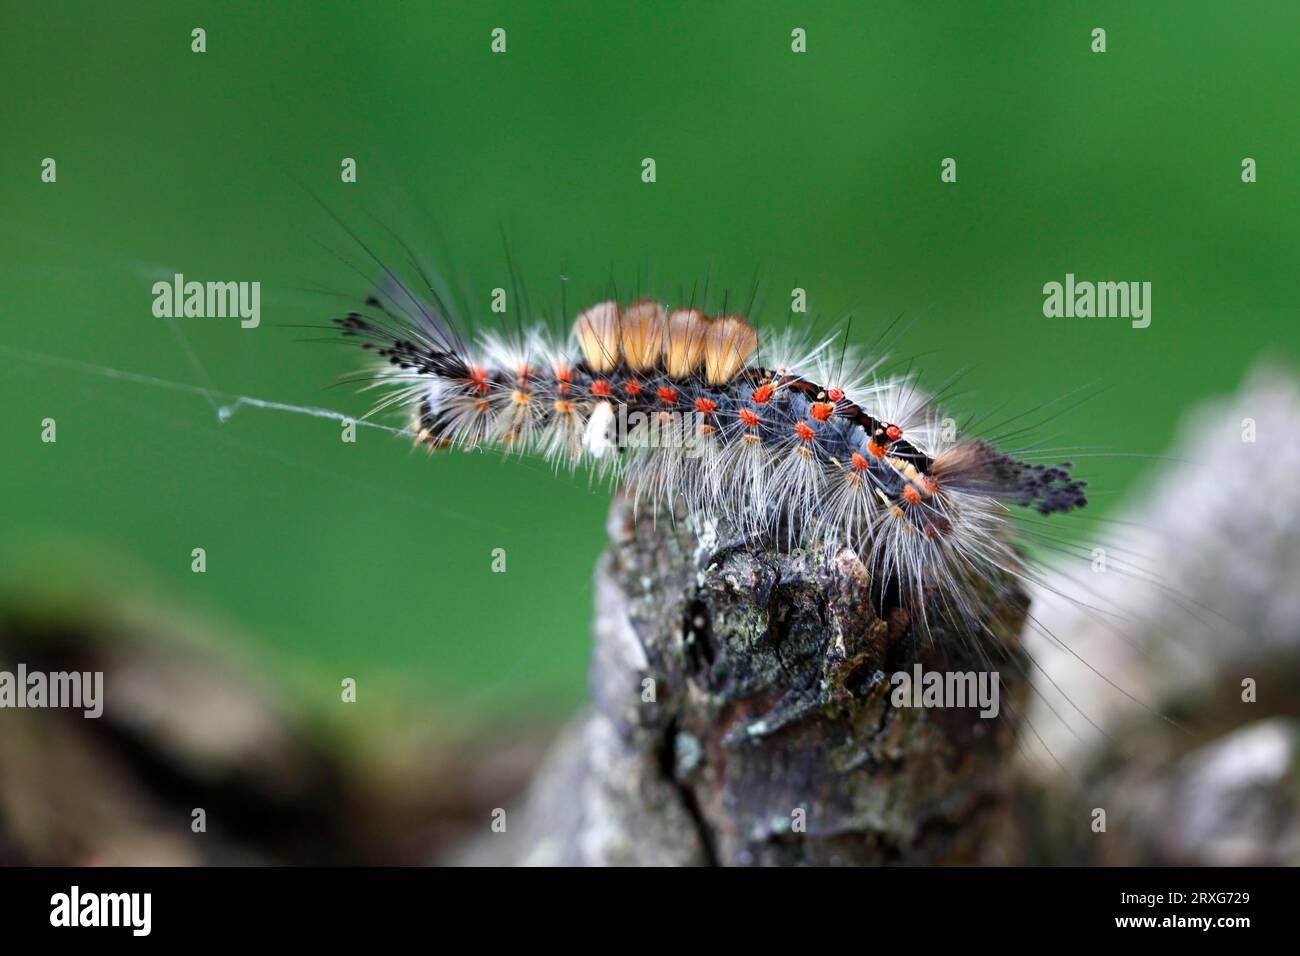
(334, 284, 1088, 635)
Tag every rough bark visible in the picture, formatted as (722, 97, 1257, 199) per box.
(486, 492, 1030, 865)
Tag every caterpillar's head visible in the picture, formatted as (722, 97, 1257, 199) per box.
(863, 421, 910, 461)
(880, 423, 904, 444)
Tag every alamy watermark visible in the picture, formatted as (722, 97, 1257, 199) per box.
(0, 664, 103, 718)
(890, 664, 999, 718)
(50, 886, 150, 936)
(587, 402, 710, 457)
(152, 273, 260, 328)
(1042, 273, 1151, 329)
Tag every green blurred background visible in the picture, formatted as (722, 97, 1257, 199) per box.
(3, 1, 1297, 724)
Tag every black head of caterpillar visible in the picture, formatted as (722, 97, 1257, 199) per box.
(334, 294, 1087, 625)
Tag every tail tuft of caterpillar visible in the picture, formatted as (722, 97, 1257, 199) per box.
(932, 441, 1087, 515)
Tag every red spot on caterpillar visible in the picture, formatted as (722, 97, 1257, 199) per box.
(468, 366, 490, 393)
(751, 383, 774, 405)
(886, 424, 903, 441)
(850, 452, 870, 471)
(810, 402, 834, 421)
(902, 484, 922, 505)
(554, 400, 575, 413)
(657, 386, 678, 403)
(694, 397, 717, 414)
(591, 380, 611, 397)
(624, 380, 642, 396)
(794, 421, 815, 442)
(867, 440, 886, 458)
(827, 387, 844, 402)
(701, 424, 717, 435)
(556, 368, 572, 382)
(738, 408, 761, 427)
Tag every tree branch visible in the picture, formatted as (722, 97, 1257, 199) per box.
(486, 491, 1030, 865)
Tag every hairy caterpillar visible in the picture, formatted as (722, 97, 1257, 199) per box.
(334, 285, 1088, 633)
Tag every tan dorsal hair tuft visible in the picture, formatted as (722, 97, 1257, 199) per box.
(665, 308, 710, 378)
(620, 299, 667, 372)
(703, 315, 759, 385)
(573, 300, 622, 373)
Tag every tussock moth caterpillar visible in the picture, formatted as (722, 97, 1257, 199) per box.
(333, 278, 1088, 637)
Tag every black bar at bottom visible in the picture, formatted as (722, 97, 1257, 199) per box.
(0, 866, 1277, 941)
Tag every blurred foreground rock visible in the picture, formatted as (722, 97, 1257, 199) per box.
(0, 599, 546, 865)
(1022, 364, 1300, 864)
